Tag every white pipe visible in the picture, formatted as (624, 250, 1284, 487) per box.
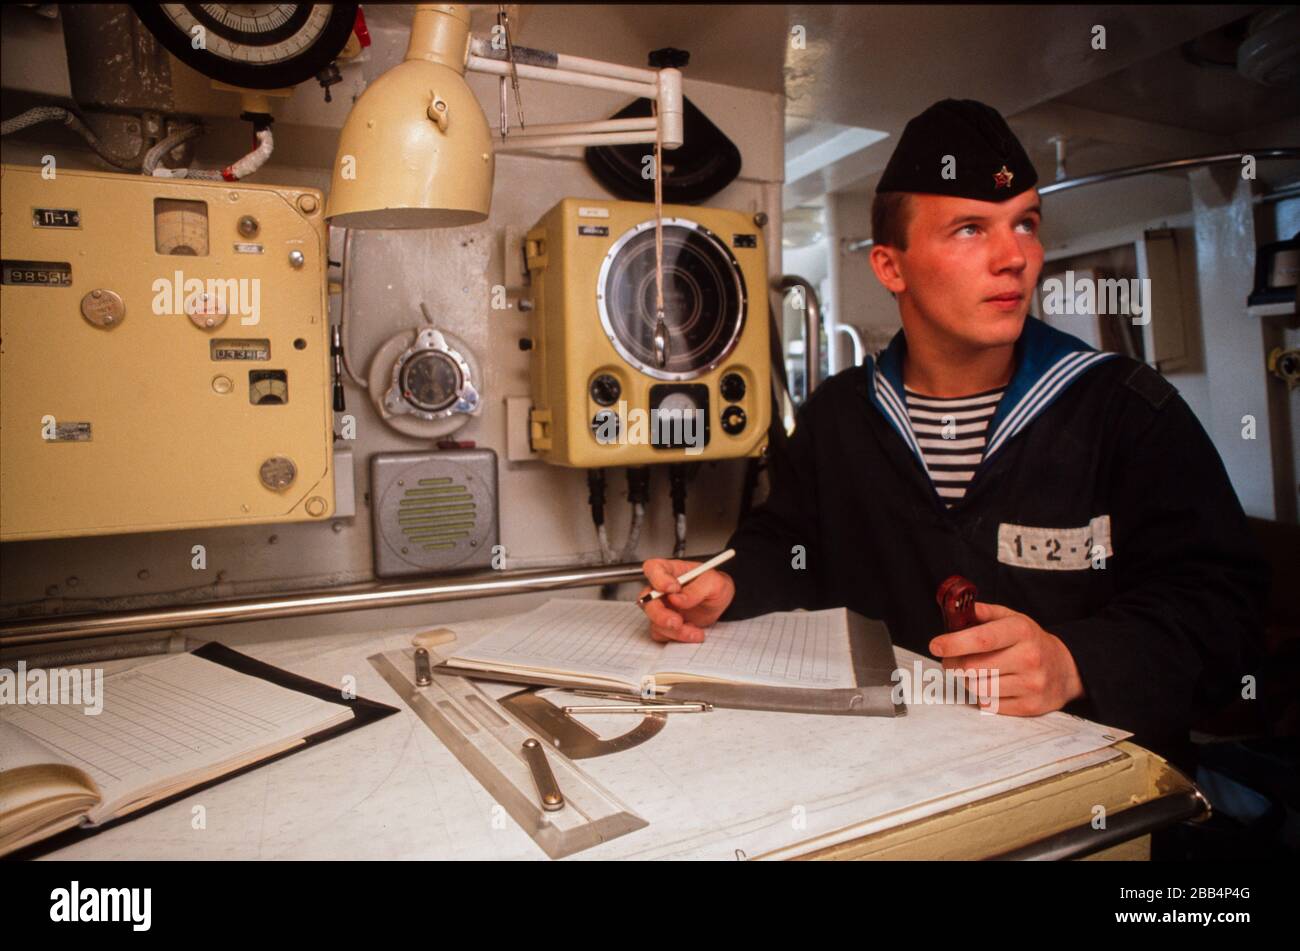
(468, 55, 657, 98)
(467, 36, 659, 84)
(552, 50, 659, 84)
(656, 68, 683, 150)
(494, 130, 659, 151)
(503, 117, 656, 137)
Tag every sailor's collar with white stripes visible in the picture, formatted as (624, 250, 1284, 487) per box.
(864, 315, 1118, 472)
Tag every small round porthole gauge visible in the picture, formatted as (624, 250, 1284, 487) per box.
(384, 328, 480, 421)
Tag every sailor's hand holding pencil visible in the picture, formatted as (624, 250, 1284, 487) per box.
(637, 549, 737, 643)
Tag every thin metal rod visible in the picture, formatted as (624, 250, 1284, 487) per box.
(467, 56, 656, 99)
(494, 130, 656, 151)
(775, 275, 822, 398)
(468, 36, 658, 84)
(1037, 147, 1300, 196)
(501, 117, 656, 138)
(841, 148, 1300, 252)
(0, 562, 649, 648)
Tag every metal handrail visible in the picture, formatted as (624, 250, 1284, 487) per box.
(774, 275, 823, 397)
(1038, 147, 1300, 196)
(0, 561, 650, 648)
(834, 324, 865, 372)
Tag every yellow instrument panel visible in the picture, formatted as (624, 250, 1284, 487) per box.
(525, 198, 770, 467)
(0, 164, 334, 541)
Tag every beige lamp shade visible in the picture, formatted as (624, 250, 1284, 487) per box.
(326, 4, 494, 229)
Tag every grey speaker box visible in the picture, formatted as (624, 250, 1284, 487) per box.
(370, 449, 499, 578)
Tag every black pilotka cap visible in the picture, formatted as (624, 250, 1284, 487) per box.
(876, 98, 1038, 201)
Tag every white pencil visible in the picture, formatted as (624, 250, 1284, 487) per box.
(636, 548, 736, 606)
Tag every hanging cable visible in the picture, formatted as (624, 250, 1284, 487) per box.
(597, 466, 649, 600)
(669, 464, 688, 558)
(143, 124, 274, 181)
(140, 124, 203, 175)
(1, 106, 142, 169)
(501, 4, 524, 129)
(650, 95, 668, 369)
(587, 469, 615, 564)
(620, 467, 651, 563)
(493, 4, 526, 141)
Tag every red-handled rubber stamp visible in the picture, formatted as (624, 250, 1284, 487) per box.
(936, 575, 978, 632)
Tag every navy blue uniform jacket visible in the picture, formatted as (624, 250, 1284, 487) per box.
(720, 316, 1267, 770)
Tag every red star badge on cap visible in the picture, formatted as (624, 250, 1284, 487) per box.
(993, 165, 1014, 189)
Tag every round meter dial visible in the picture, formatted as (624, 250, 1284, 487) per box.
(401, 351, 463, 413)
(133, 4, 359, 90)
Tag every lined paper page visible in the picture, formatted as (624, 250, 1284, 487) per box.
(450, 599, 662, 684)
(0, 720, 69, 773)
(658, 608, 856, 688)
(449, 599, 857, 689)
(1, 653, 351, 820)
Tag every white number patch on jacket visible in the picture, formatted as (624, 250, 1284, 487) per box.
(997, 515, 1112, 570)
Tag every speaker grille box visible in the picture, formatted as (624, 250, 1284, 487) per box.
(370, 449, 499, 577)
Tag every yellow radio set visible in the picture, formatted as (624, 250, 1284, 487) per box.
(0, 164, 335, 541)
(524, 198, 770, 468)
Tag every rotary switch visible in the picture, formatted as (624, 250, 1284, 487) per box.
(720, 372, 746, 402)
(720, 405, 747, 435)
(590, 373, 622, 406)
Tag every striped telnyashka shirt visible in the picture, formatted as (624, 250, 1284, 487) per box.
(903, 385, 1005, 507)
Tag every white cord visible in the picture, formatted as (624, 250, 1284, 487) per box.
(651, 96, 665, 327)
(149, 127, 273, 180)
(339, 228, 369, 389)
(619, 503, 646, 562)
(141, 125, 202, 175)
(597, 524, 616, 564)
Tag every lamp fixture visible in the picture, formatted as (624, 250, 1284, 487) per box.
(326, 3, 684, 230)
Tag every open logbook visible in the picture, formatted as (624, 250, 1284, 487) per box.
(440, 598, 904, 716)
(0, 644, 397, 857)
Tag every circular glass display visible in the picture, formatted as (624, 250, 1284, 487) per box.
(133, 3, 358, 89)
(597, 219, 746, 379)
(401, 351, 462, 413)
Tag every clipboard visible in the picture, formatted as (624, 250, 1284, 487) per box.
(434, 609, 907, 718)
(6, 641, 399, 860)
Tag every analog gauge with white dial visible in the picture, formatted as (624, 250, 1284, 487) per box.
(133, 4, 358, 89)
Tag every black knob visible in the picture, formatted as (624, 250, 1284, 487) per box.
(590, 373, 621, 406)
(518, 338, 533, 351)
(721, 405, 747, 435)
(649, 48, 690, 69)
(720, 372, 746, 402)
(591, 410, 620, 444)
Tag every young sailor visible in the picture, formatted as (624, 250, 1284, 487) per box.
(638, 99, 1267, 771)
